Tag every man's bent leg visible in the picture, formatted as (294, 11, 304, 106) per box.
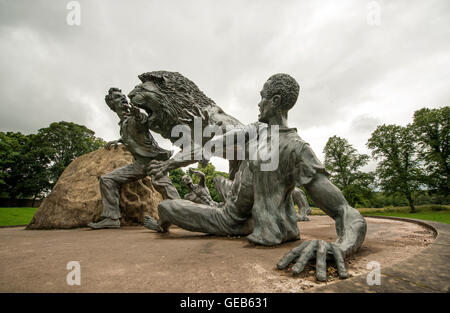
(214, 176, 233, 203)
(88, 163, 146, 229)
(151, 173, 180, 200)
(145, 199, 251, 236)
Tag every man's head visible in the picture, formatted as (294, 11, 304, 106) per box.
(105, 88, 130, 118)
(258, 73, 300, 123)
(182, 175, 193, 186)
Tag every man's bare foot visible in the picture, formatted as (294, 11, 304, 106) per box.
(143, 215, 165, 232)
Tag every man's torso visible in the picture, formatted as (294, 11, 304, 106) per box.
(119, 115, 172, 163)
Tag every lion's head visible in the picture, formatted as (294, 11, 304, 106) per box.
(127, 71, 216, 139)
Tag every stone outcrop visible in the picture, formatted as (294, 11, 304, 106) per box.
(26, 146, 163, 229)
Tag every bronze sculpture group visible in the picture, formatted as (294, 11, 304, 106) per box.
(88, 71, 367, 282)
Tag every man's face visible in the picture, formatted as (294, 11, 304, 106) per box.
(108, 90, 129, 113)
(258, 81, 277, 123)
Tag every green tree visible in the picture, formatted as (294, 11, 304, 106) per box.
(16, 134, 53, 205)
(0, 132, 31, 198)
(1, 122, 105, 201)
(412, 107, 449, 197)
(367, 124, 423, 213)
(169, 168, 189, 199)
(323, 136, 374, 207)
(34, 121, 105, 185)
(0, 132, 51, 202)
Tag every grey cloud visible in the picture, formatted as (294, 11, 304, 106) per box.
(351, 115, 382, 134)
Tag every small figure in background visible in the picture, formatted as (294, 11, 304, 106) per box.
(182, 168, 218, 206)
(292, 187, 311, 221)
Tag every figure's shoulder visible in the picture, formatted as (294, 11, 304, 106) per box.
(244, 121, 264, 132)
(285, 132, 309, 156)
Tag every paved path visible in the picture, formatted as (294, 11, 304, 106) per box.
(0, 216, 445, 292)
(310, 217, 450, 293)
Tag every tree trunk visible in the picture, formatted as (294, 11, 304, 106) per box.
(406, 194, 416, 213)
(32, 193, 37, 208)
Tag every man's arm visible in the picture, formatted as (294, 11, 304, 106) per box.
(303, 174, 366, 256)
(277, 145, 367, 281)
(148, 125, 253, 178)
(129, 105, 149, 125)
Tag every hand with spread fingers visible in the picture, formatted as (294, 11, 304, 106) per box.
(277, 240, 348, 281)
(128, 105, 141, 117)
(276, 204, 366, 281)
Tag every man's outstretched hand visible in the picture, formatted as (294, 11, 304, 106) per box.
(277, 240, 348, 282)
(127, 105, 141, 118)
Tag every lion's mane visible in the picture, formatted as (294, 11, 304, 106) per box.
(138, 71, 216, 124)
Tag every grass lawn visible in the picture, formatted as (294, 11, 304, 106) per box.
(363, 210, 450, 224)
(310, 205, 450, 225)
(0, 207, 38, 226)
(3, 205, 450, 227)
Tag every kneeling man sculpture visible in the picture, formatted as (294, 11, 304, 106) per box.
(143, 73, 366, 282)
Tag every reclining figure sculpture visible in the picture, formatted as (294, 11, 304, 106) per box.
(182, 168, 218, 206)
(96, 71, 367, 281)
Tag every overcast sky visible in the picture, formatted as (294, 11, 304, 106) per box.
(1, 0, 449, 172)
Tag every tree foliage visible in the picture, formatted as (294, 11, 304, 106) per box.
(0, 122, 105, 200)
(0, 132, 51, 201)
(323, 136, 374, 207)
(33, 121, 105, 184)
(367, 124, 423, 212)
(169, 168, 190, 199)
(412, 106, 449, 196)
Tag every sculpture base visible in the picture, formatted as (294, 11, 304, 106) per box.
(0, 216, 439, 292)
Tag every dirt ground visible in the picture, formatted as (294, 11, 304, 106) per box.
(0, 216, 435, 292)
